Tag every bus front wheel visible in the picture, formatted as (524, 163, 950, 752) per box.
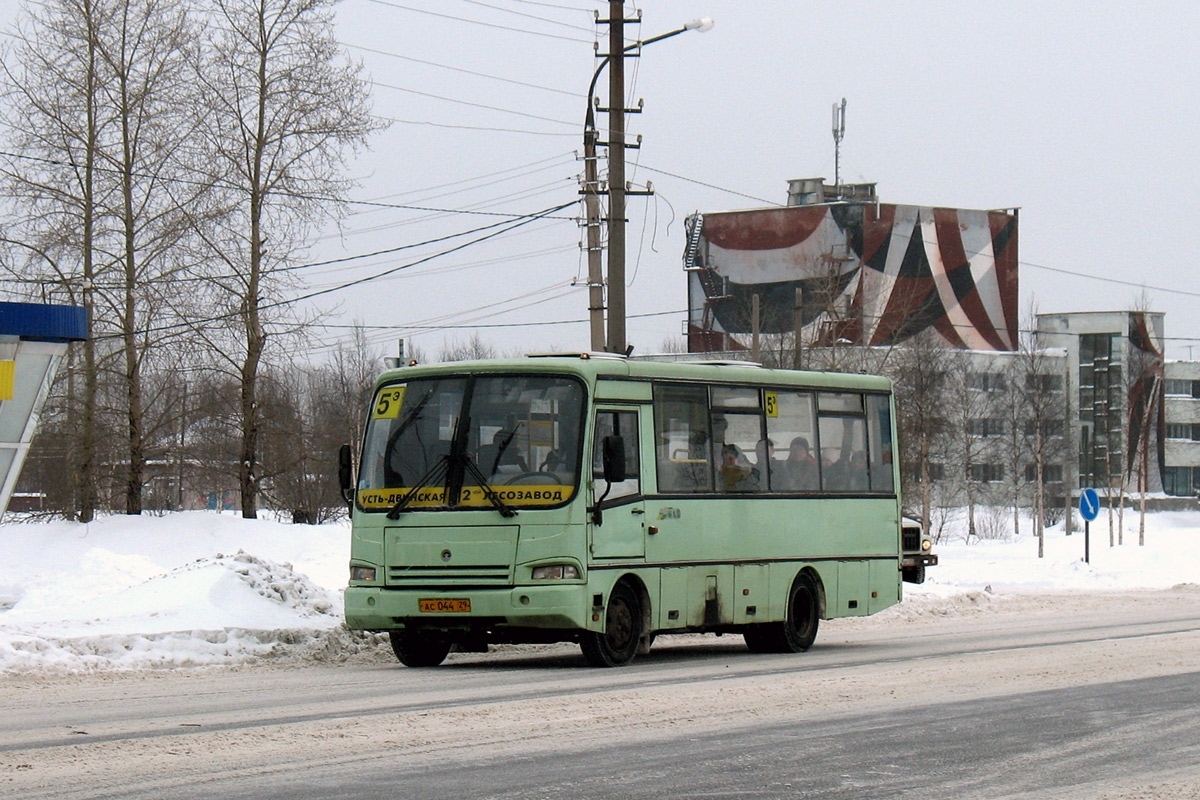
(581, 582, 642, 667)
(744, 573, 819, 654)
(389, 629, 452, 667)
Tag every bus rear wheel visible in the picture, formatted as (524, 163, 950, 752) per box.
(580, 582, 642, 667)
(389, 629, 452, 667)
(744, 573, 819, 654)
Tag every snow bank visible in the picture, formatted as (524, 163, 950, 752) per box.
(910, 510, 1200, 596)
(0, 513, 362, 673)
(1, 508, 1198, 673)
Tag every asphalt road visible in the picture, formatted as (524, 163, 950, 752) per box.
(243, 672, 1200, 800)
(3, 589, 1199, 799)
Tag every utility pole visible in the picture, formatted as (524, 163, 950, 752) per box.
(793, 287, 805, 370)
(582, 119, 606, 352)
(606, 0, 629, 354)
(581, 10, 712, 354)
(832, 98, 846, 193)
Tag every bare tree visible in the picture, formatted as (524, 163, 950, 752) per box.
(945, 351, 1008, 543)
(891, 330, 954, 542)
(1009, 329, 1070, 558)
(194, 0, 382, 518)
(0, 0, 125, 521)
(323, 326, 382, 474)
(439, 332, 498, 363)
(3, 0, 218, 516)
(999, 352, 1028, 540)
(94, 0, 208, 514)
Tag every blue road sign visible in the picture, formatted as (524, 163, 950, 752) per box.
(1079, 488, 1101, 522)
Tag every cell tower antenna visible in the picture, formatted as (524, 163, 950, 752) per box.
(832, 97, 846, 192)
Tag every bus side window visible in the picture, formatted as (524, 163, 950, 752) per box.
(766, 391, 817, 492)
(652, 383, 712, 493)
(817, 393, 869, 492)
(593, 410, 640, 501)
(712, 411, 762, 493)
(867, 394, 895, 493)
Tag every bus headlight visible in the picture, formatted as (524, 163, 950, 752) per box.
(350, 566, 377, 582)
(531, 565, 580, 580)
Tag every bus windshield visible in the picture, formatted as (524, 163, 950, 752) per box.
(356, 374, 585, 512)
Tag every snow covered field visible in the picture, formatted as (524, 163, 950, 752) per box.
(0, 508, 1196, 673)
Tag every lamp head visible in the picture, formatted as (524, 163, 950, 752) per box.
(684, 17, 715, 33)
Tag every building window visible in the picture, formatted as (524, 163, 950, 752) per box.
(968, 463, 1005, 483)
(1024, 419, 1065, 437)
(1166, 423, 1200, 441)
(1163, 467, 1200, 497)
(1025, 464, 1064, 483)
(967, 418, 1005, 437)
(967, 372, 1007, 392)
(1161, 422, 1200, 441)
(1165, 379, 1200, 398)
(1026, 373, 1064, 392)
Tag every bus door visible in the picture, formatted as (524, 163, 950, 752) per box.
(589, 407, 646, 559)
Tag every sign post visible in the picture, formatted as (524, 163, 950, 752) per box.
(1079, 488, 1100, 564)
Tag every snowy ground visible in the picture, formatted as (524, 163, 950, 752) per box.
(0, 508, 1196, 673)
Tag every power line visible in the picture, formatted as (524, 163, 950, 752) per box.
(0, 146, 576, 220)
(312, 155, 577, 241)
(348, 45, 583, 97)
(88, 199, 578, 340)
(351, 151, 576, 205)
(1020, 260, 1200, 300)
(282, 212, 564, 274)
(369, 80, 577, 127)
(459, 0, 595, 34)
(309, 182, 574, 251)
(364, 0, 591, 43)
(6, 125, 1194, 307)
(312, 307, 684, 331)
(636, 164, 780, 206)
(366, 112, 579, 137)
(508, 0, 594, 11)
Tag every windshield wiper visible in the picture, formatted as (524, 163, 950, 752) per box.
(385, 456, 450, 519)
(459, 453, 518, 518)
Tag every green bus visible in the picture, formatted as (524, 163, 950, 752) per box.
(340, 354, 913, 667)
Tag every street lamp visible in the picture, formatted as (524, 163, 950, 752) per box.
(582, 10, 714, 353)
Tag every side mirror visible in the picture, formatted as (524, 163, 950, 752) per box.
(602, 435, 626, 484)
(338, 443, 354, 507)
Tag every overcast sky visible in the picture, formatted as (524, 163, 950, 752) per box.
(6, 1, 1200, 360)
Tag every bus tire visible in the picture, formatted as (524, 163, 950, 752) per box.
(389, 629, 452, 667)
(782, 573, 820, 651)
(580, 582, 641, 667)
(746, 573, 820, 654)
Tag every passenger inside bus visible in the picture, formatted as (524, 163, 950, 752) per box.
(782, 436, 819, 491)
(478, 429, 528, 478)
(719, 444, 756, 492)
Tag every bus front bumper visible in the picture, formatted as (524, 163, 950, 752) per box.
(344, 584, 588, 631)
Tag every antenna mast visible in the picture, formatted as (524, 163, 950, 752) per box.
(832, 97, 846, 192)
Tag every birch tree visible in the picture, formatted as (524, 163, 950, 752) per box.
(94, 0, 208, 513)
(1015, 338, 1070, 558)
(892, 331, 954, 542)
(194, 0, 381, 517)
(1, 0, 121, 521)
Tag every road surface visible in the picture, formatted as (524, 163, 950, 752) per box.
(2, 587, 1199, 799)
